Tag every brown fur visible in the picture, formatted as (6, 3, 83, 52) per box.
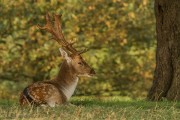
(19, 82, 66, 106)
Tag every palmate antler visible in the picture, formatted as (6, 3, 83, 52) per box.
(37, 13, 89, 54)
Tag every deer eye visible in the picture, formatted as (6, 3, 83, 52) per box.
(78, 62, 83, 65)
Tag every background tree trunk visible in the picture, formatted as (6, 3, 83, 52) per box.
(147, 0, 180, 101)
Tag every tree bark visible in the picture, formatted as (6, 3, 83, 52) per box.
(147, 0, 180, 101)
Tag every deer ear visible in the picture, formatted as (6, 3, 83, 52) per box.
(59, 48, 72, 63)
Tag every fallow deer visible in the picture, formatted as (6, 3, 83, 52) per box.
(19, 13, 95, 107)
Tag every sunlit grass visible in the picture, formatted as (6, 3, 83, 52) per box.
(0, 96, 180, 119)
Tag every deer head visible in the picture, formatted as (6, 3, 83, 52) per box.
(37, 13, 95, 77)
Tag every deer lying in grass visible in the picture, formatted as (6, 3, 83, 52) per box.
(19, 14, 95, 107)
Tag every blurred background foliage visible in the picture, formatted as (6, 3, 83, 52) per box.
(0, 0, 155, 99)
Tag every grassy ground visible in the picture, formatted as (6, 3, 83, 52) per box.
(0, 96, 180, 120)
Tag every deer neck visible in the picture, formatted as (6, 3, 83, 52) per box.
(55, 61, 79, 100)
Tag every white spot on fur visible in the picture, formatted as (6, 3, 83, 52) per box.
(60, 77, 79, 100)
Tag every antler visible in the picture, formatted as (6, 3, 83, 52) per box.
(37, 13, 88, 54)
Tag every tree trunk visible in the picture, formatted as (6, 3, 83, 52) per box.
(147, 0, 180, 101)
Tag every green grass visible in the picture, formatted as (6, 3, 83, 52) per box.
(0, 97, 180, 120)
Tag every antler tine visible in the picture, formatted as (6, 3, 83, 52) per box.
(38, 13, 90, 55)
(54, 14, 80, 54)
(37, 13, 65, 46)
(38, 13, 79, 54)
(78, 48, 90, 54)
(37, 14, 54, 37)
(53, 14, 78, 53)
(53, 14, 67, 46)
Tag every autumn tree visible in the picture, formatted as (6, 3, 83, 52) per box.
(0, 0, 155, 98)
(148, 0, 180, 100)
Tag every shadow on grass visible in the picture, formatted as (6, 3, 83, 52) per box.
(0, 97, 180, 109)
(71, 97, 180, 109)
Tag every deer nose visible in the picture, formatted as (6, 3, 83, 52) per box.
(90, 69, 96, 75)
